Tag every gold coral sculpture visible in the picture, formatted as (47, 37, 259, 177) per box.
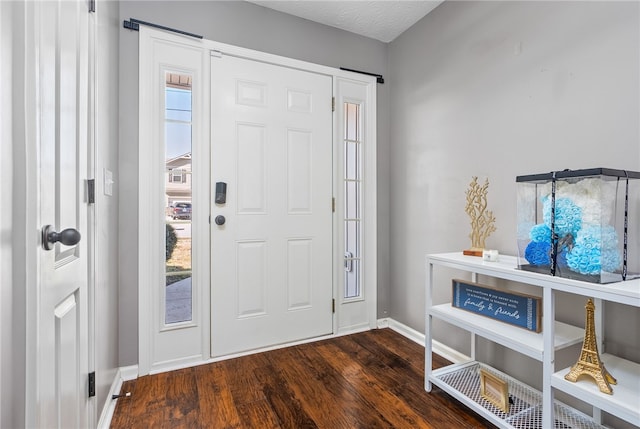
(464, 177, 497, 256)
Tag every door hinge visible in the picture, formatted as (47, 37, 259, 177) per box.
(332, 299, 335, 313)
(87, 179, 95, 204)
(88, 0, 95, 13)
(88, 372, 96, 397)
(332, 197, 335, 213)
(332, 97, 335, 112)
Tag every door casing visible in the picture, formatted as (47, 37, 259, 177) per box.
(138, 27, 377, 375)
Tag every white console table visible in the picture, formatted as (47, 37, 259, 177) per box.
(425, 252, 640, 429)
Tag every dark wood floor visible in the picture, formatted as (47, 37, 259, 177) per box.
(110, 328, 495, 428)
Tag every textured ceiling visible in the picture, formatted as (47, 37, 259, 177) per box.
(247, 1, 444, 43)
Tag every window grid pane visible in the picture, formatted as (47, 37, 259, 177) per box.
(344, 141, 360, 180)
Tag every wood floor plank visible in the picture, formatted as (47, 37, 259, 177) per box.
(162, 367, 200, 428)
(331, 334, 412, 388)
(367, 329, 427, 369)
(109, 329, 496, 429)
(315, 340, 432, 428)
(332, 332, 492, 428)
(125, 372, 171, 427)
(350, 331, 425, 383)
(390, 373, 495, 428)
(236, 399, 282, 429)
(109, 379, 135, 428)
(221, 351, 267, 406)
(252, 363, 319, 429)
(268, 345, 385, 428)
(193, 363, 244, 428)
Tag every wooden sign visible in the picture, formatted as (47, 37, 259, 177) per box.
(452, 279, 542, 332)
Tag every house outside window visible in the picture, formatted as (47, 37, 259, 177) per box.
(168, 168, 186, 184)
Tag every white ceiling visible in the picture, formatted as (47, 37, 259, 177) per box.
(247, 1, 444, 43)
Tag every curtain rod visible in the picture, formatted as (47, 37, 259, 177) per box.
(339, 67, 384, 84)
(122, 21, 382, 84)
(123, 18, 203, 40)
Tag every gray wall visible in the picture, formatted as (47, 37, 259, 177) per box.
(388, 2, 638, 426)
(0, 2, 15, 427)
(2, 3, 28, 427)
(95, 0, 121, 421)
(118, 0, 390, 365)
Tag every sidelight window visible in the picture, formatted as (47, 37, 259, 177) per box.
(164, 72, 193, 324)
(344, 102, 362, 300)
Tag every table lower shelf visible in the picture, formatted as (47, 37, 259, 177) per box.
(429, 361, 606, 429)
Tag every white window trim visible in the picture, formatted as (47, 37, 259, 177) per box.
(138, 28, 210, 375)
(334, 78, 377, 333)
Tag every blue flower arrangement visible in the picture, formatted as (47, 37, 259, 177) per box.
(529, 224, 551, 242)
(525, 199, 579, 268)
(524, 240, 550, 265)
(525, 194, 622, 276)
(542, 197, 582, 237)
(565, 225, 621, 275)
(524, 238, 568, 267)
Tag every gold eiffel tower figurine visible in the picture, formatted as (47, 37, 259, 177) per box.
(564, 299, 617, 394)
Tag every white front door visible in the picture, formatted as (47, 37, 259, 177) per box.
(211, 54, 334, 356)
(31, 0, 90, 426)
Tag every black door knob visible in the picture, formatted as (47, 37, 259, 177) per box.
(214, 215, 226, 226)
(42, 225, 81, 250)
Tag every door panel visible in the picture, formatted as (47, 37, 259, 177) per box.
(211, 55, 333, 357)
(287, 130, 313, 213)
(287, 239, 313, 309)
(54, 293, 80, 429)
(237, 123, 267, 213)
(236, 241, 267, 317)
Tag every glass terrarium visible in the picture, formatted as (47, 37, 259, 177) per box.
(516, 168, 640, 284)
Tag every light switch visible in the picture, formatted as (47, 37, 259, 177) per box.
(104, 168, 114, 196)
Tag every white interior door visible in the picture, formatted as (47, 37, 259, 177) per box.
(211, 54, 334, 356)
(32, 0, 90, 426)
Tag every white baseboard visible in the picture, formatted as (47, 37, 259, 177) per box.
(377, 317, 469, 364)
(376, 318, 389, 328)
(120, 365, 139, 381)
(97, 369, 122, 429)
(97, 365, 138, 429)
